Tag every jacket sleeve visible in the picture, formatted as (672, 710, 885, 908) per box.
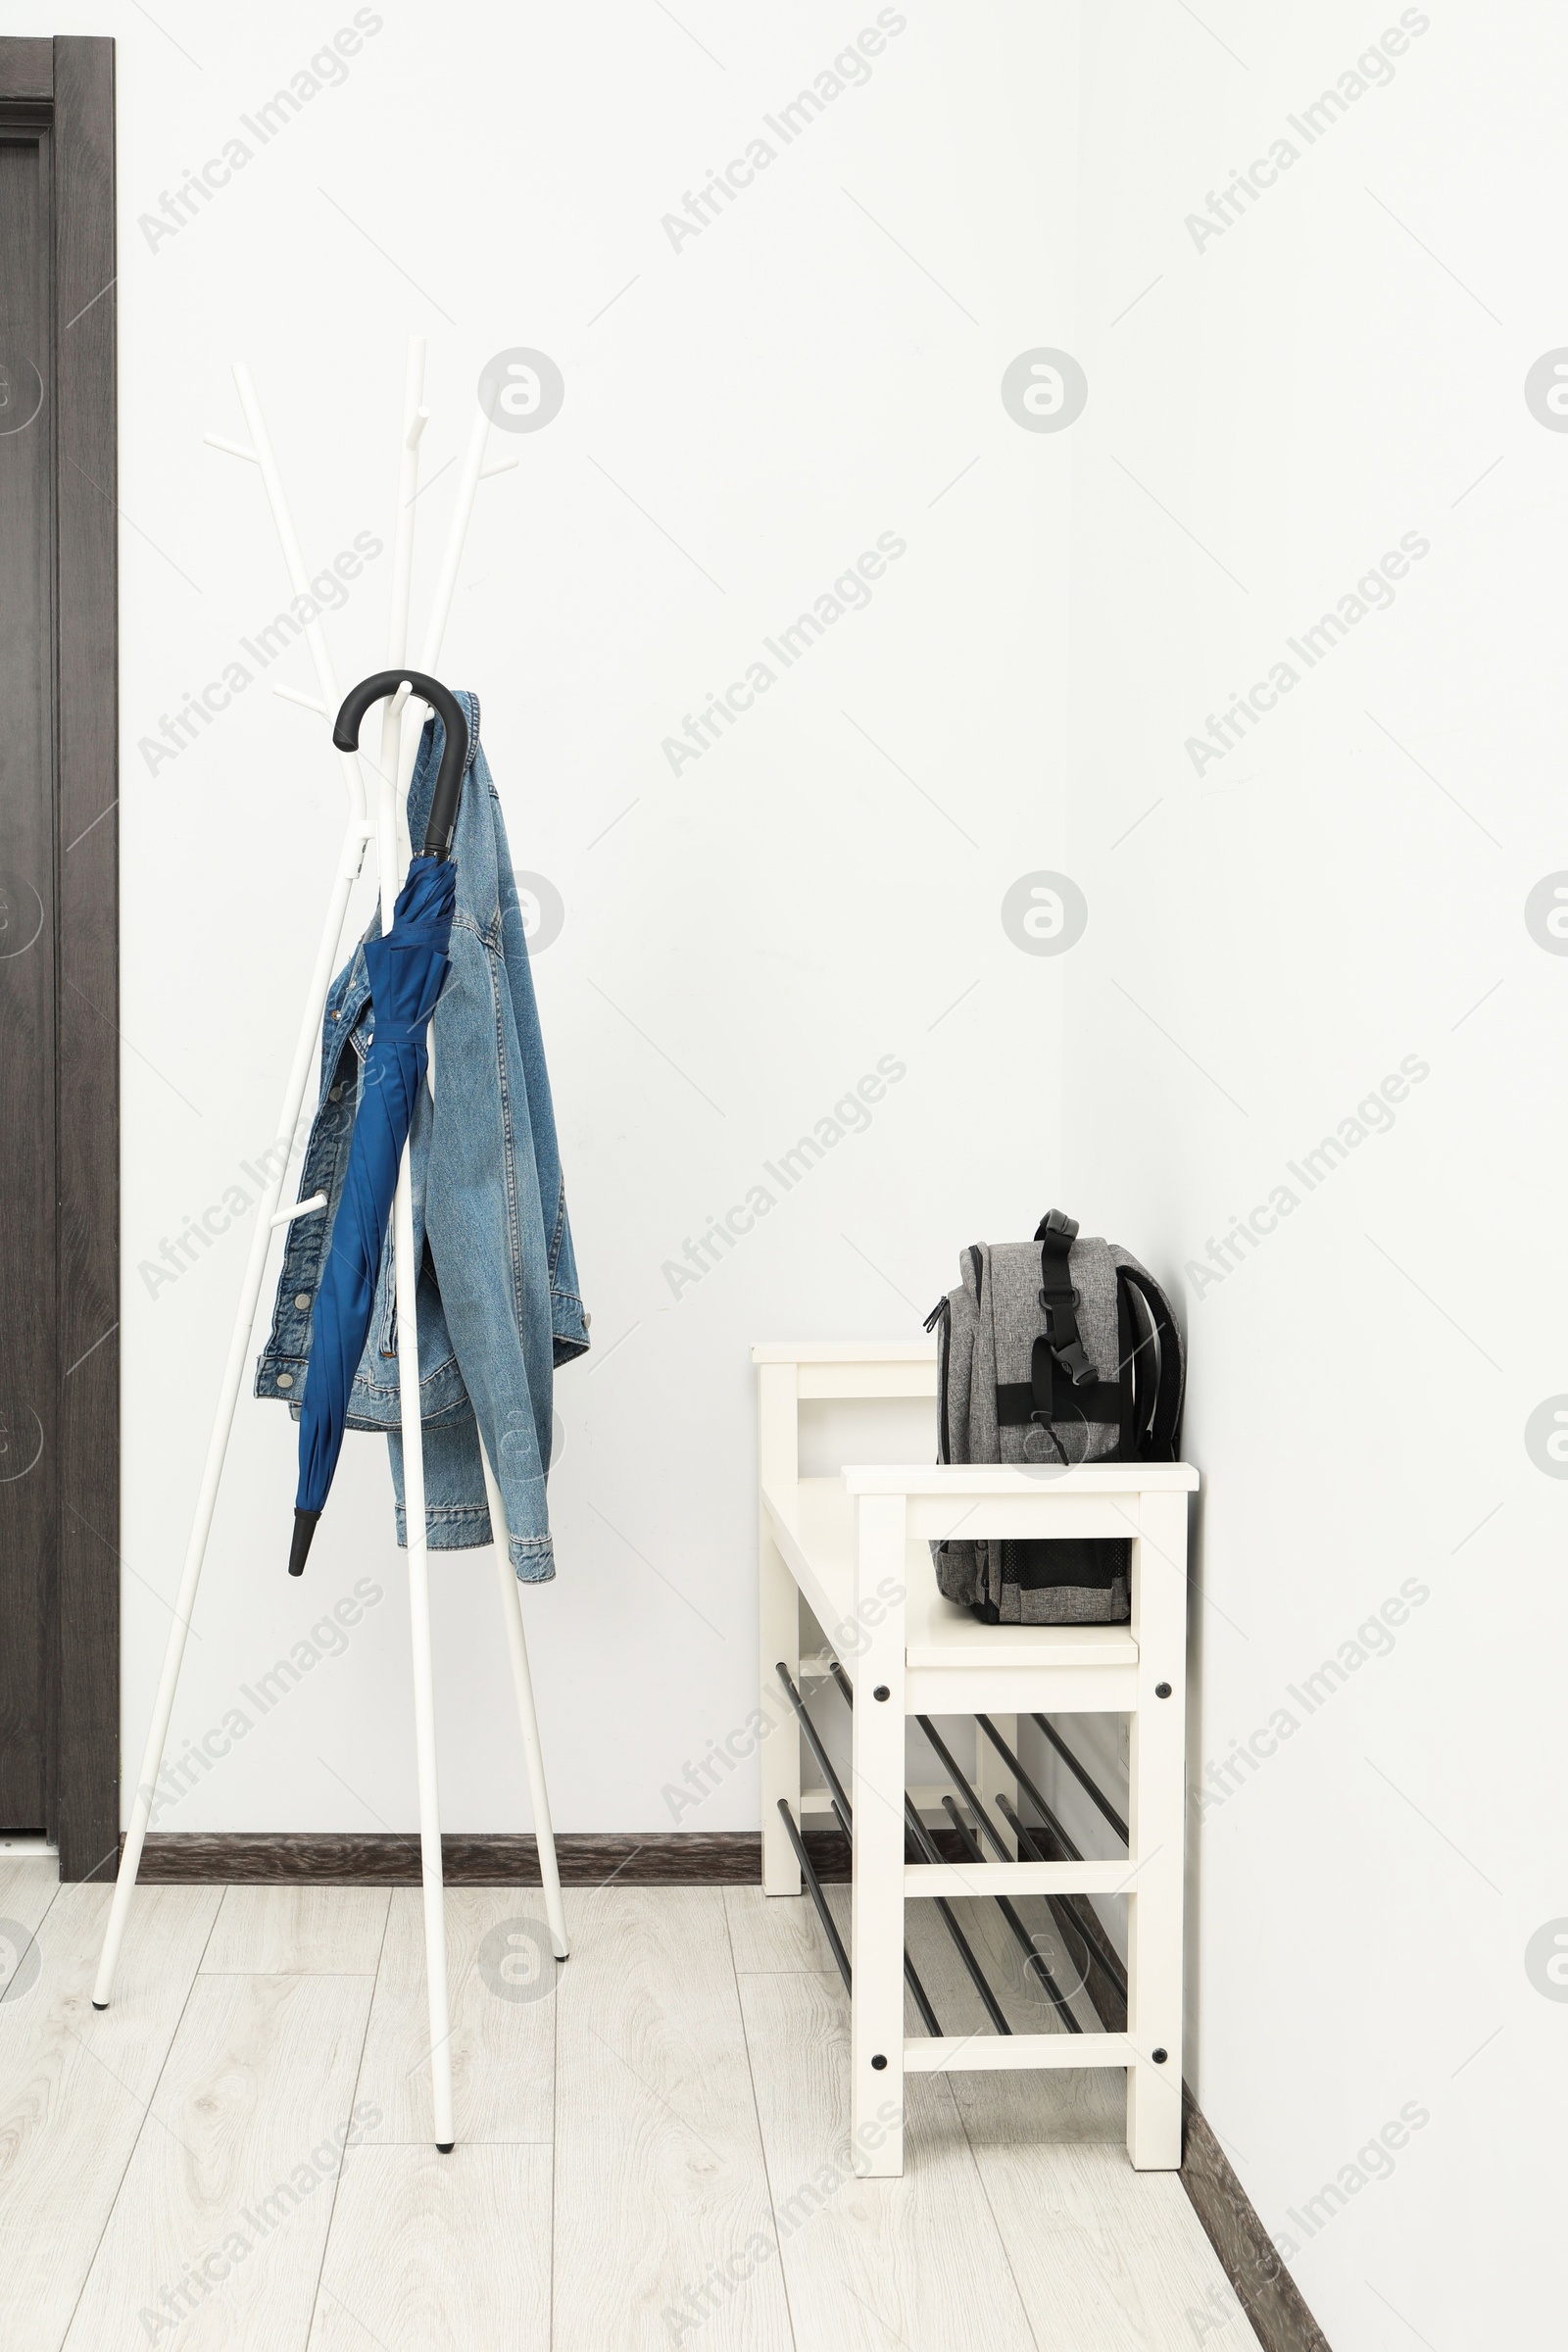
(494, 822, 589, 1366)
(423, 911, 558, 1577)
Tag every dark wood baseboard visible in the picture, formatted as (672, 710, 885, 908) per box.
(1181, 2096, 1332, 2352)
(125, 1831, 774, 1886)
(122, 1827, 873, 1887)
(122, 1826, 1330, 2349)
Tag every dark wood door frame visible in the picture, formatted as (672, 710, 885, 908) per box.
(0, 36, 118, 1883)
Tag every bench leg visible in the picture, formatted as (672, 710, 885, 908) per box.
(1126, 1491, 1187, 2169)
(851, 1494, 906, 2177)
(1125, 1850, 1184, 2167)
(760, 1521, 801, 1896)
(759, 1364, 802, 1897)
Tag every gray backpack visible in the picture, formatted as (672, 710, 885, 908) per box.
(925, 1210, 1185, 1625)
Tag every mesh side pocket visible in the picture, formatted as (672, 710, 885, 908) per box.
(969, 1538, 1132, 1626)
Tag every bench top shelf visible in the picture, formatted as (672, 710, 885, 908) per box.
(751, 1340, 939, 1362)
(842, 1463, 1200, 1494)
(763, 1477, 1147, 1674)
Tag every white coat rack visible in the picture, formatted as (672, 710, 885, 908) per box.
(92, 339, 566, 2153)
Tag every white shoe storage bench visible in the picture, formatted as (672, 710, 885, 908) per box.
(755, 1341, 1199, 2178)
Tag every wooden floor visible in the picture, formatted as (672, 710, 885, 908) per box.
(0, 1855, 1262, 2350)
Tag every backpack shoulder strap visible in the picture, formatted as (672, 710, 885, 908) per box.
(1115, 1264, 1185, 1460)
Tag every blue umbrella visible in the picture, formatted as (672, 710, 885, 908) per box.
(287, 671, 470, 1576)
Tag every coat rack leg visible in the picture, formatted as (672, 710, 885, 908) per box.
(393, 1155, 456, 2149)
(374, 335, 454, 2151)
(93, 858, 363, 2007)
(479, 1438, 569, 1960)
(97, 359, 375, 2007)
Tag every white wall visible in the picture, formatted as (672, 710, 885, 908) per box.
(51, 0, 1564, 2336)
(1065, 5, 1566, 2345)
(100, 0, 1076, 1842)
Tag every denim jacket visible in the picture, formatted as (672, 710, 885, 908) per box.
(256, 694, 588, 1579)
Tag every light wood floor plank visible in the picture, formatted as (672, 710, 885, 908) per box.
(739, 1964, 1038, 2352)
(0, 1856, 60, 2007)
(201, 1886, 390, 1976)
(0, 1881, 1264, 2352)
(308, 2142, 552, 2351)
(552, 1886, 793, 2352)
(970, 2139, 1265, 2351)
(0, 1884, 221, 2352)
(356, 1887, 556, 2145)
(63, 1971, 372, 2352)
(0, 1853, 60, 1932)
(724, 1882, 840, 1975)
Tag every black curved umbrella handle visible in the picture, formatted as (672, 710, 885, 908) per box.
(332, 669, 470, 858)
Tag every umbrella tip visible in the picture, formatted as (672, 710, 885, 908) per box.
(288, 1508, 321, 1578)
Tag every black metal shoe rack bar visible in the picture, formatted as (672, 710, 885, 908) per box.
(773, 1662, 1133, 2038)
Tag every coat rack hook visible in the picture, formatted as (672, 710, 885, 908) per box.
(270, 1193, 327, 1229)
